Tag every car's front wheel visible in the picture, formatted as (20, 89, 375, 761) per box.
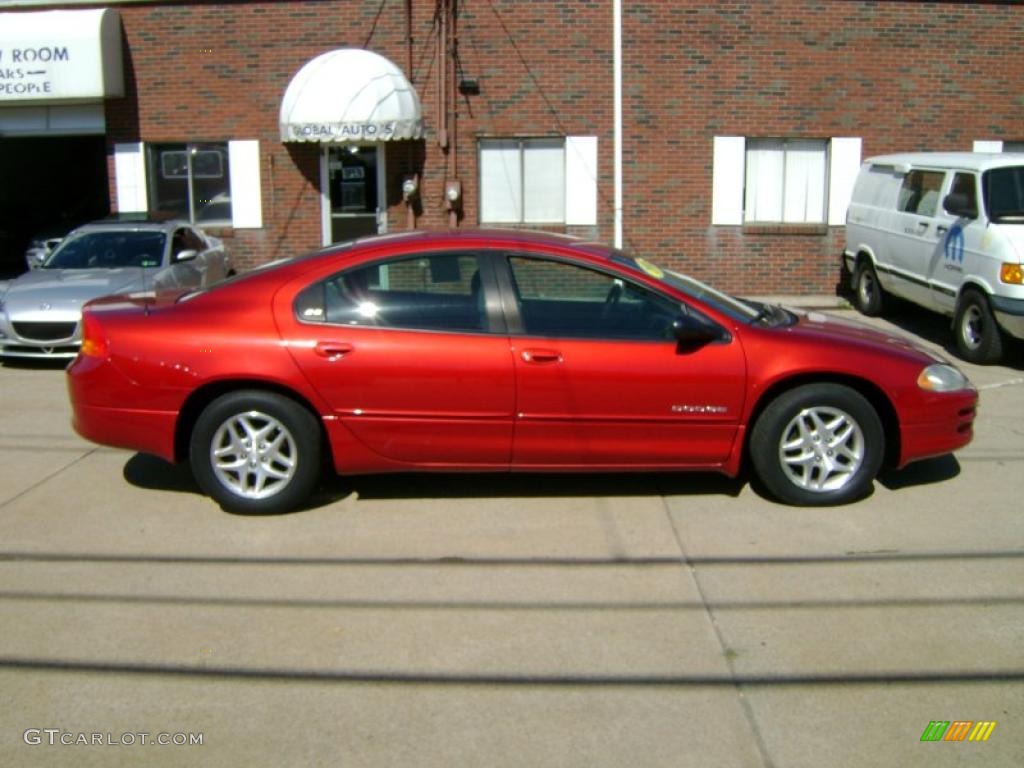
(954, 288, 1004, 364)
(190, 390, 322, 514)
(749, 383, 884, 506)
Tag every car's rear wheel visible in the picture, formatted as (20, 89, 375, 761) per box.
(852, 259, 884, 316)
(954, 288, 1004, 364)
(190, 390, 321, 514)
(750, 383, 884, 506)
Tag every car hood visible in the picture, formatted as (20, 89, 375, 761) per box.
(783, 308, 942, 363)
(1, 268, 148, 322)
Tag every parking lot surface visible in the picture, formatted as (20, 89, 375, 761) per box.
(1, 303, 1022, 767)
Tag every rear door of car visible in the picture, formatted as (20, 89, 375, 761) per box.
(279, 250, 516, 467)
(497, 253, 747, 467)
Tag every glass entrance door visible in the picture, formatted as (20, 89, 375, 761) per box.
(323, 145, 384, 244)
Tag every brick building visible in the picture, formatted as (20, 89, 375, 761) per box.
(1, 0, 1021, 293)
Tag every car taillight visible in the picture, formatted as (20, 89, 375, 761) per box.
(79, 311, 108, 358)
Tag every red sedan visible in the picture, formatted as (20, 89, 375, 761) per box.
(67, 230, 977, 513)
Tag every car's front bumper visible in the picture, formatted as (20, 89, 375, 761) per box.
(0, 316, 81, 359)
(897, 390, 978, 468)
(991, 294, 1024, 340)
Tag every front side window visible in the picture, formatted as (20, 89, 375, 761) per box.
(983, 166, 1024, 222)
(296, 253, 489, 333)
(744, 139, 827, 223)
(479, 138, 565, 224)
(948, 172, 979, 216)
(897, 170, 945, 217)
(508, 257, 681, 341)
(148, 143, 232, 224)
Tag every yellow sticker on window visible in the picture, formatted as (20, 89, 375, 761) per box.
(635, 258, 665, 279)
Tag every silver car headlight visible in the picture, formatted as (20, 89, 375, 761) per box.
(917, 363, 972, 392)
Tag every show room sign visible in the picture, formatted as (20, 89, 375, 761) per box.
(0, 8, 124, 102)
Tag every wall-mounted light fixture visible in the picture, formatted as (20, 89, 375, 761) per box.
(444, 179, 462, 228)
(402, 173, 420, 229)
(402, 174, 419, 201)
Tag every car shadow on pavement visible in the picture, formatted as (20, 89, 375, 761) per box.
(0, 358, 69, 371)
(861, 295, 1024, 370)
(123, 454, 202, 495)
(327, 471, 745, 501)
(122, 452, 746, 512)
(877, 454, 961, 491)
(123, 451, 965, 514)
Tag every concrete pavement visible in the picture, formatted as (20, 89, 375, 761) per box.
(0, 304, 1021, 767)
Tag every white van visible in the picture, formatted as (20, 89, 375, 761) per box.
(844, 152, 1024, 363)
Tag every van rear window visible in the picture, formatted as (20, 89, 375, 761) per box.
(984, 167, 1024, 222)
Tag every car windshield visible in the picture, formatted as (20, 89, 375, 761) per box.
(983, 166, 1024, 223)
(608, 251, 762, 322)
(43, 231, 167, 270)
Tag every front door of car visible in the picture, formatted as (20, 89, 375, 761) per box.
(279, 251, 515, 466)
(501, 256, 747, 467)
(928, 171, 981, 315)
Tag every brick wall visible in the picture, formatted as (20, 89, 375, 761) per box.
(98, 0, 1024, 292)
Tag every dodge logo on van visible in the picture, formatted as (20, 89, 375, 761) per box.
(844, 152, 1024, 364)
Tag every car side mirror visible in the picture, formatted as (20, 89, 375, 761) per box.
(942, 193, 978, 220)
(173, 249, 198, 264)
(672, 316, 728, 344)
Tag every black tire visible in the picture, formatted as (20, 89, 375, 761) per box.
(852, 259, 884, 316)
(190, 390, 322, 514)
(954, 289, 1004, 364)
(749, 383, 884, 506)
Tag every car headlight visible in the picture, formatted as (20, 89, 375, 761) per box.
(917, 363, 972, 392)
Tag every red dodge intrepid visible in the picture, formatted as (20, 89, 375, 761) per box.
(67, 230, 977, 513)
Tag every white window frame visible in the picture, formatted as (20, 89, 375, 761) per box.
(711, 136, 861, 226)
(113, 140, 263, 228)
(479, 137, 566, 225)
(744, 138, 827, 224)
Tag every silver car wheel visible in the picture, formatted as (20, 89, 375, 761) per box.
(210, 410, 297, 499)
(857, 269, 876, 306)
(959, 304, 984, 351)
(778, 406, 865, 492)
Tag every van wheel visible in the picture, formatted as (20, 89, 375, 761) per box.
(190, 390, 322, 514)
(954, 289, 1004, 364)
(749, 383, 883, 506)
(852, 260, 884, 316)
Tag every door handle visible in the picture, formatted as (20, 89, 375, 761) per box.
(521, 348, 562, 364)
(936, 225, 949, 236)
(314, 341, 353, 359)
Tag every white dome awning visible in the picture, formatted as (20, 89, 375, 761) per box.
(279, 49, 423, 143)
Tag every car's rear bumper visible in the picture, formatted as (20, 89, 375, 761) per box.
(67, 355, 179, 463)
(71, 402, 178, 463)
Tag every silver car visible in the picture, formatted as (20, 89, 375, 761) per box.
(0, 220, 233, 360)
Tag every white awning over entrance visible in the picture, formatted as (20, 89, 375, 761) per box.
(0, 8, 124, 103)
(279, 49, 423, 143)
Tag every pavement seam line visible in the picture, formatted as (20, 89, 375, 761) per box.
(660, 493, 775, 768)
(0, 448, 98, 511)
(977, 377, 1024, 391)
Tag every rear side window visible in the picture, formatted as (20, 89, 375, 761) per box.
(853, 165, 901, 208)
(295, 253, 489, 333)
(897, 170, 945, 217)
